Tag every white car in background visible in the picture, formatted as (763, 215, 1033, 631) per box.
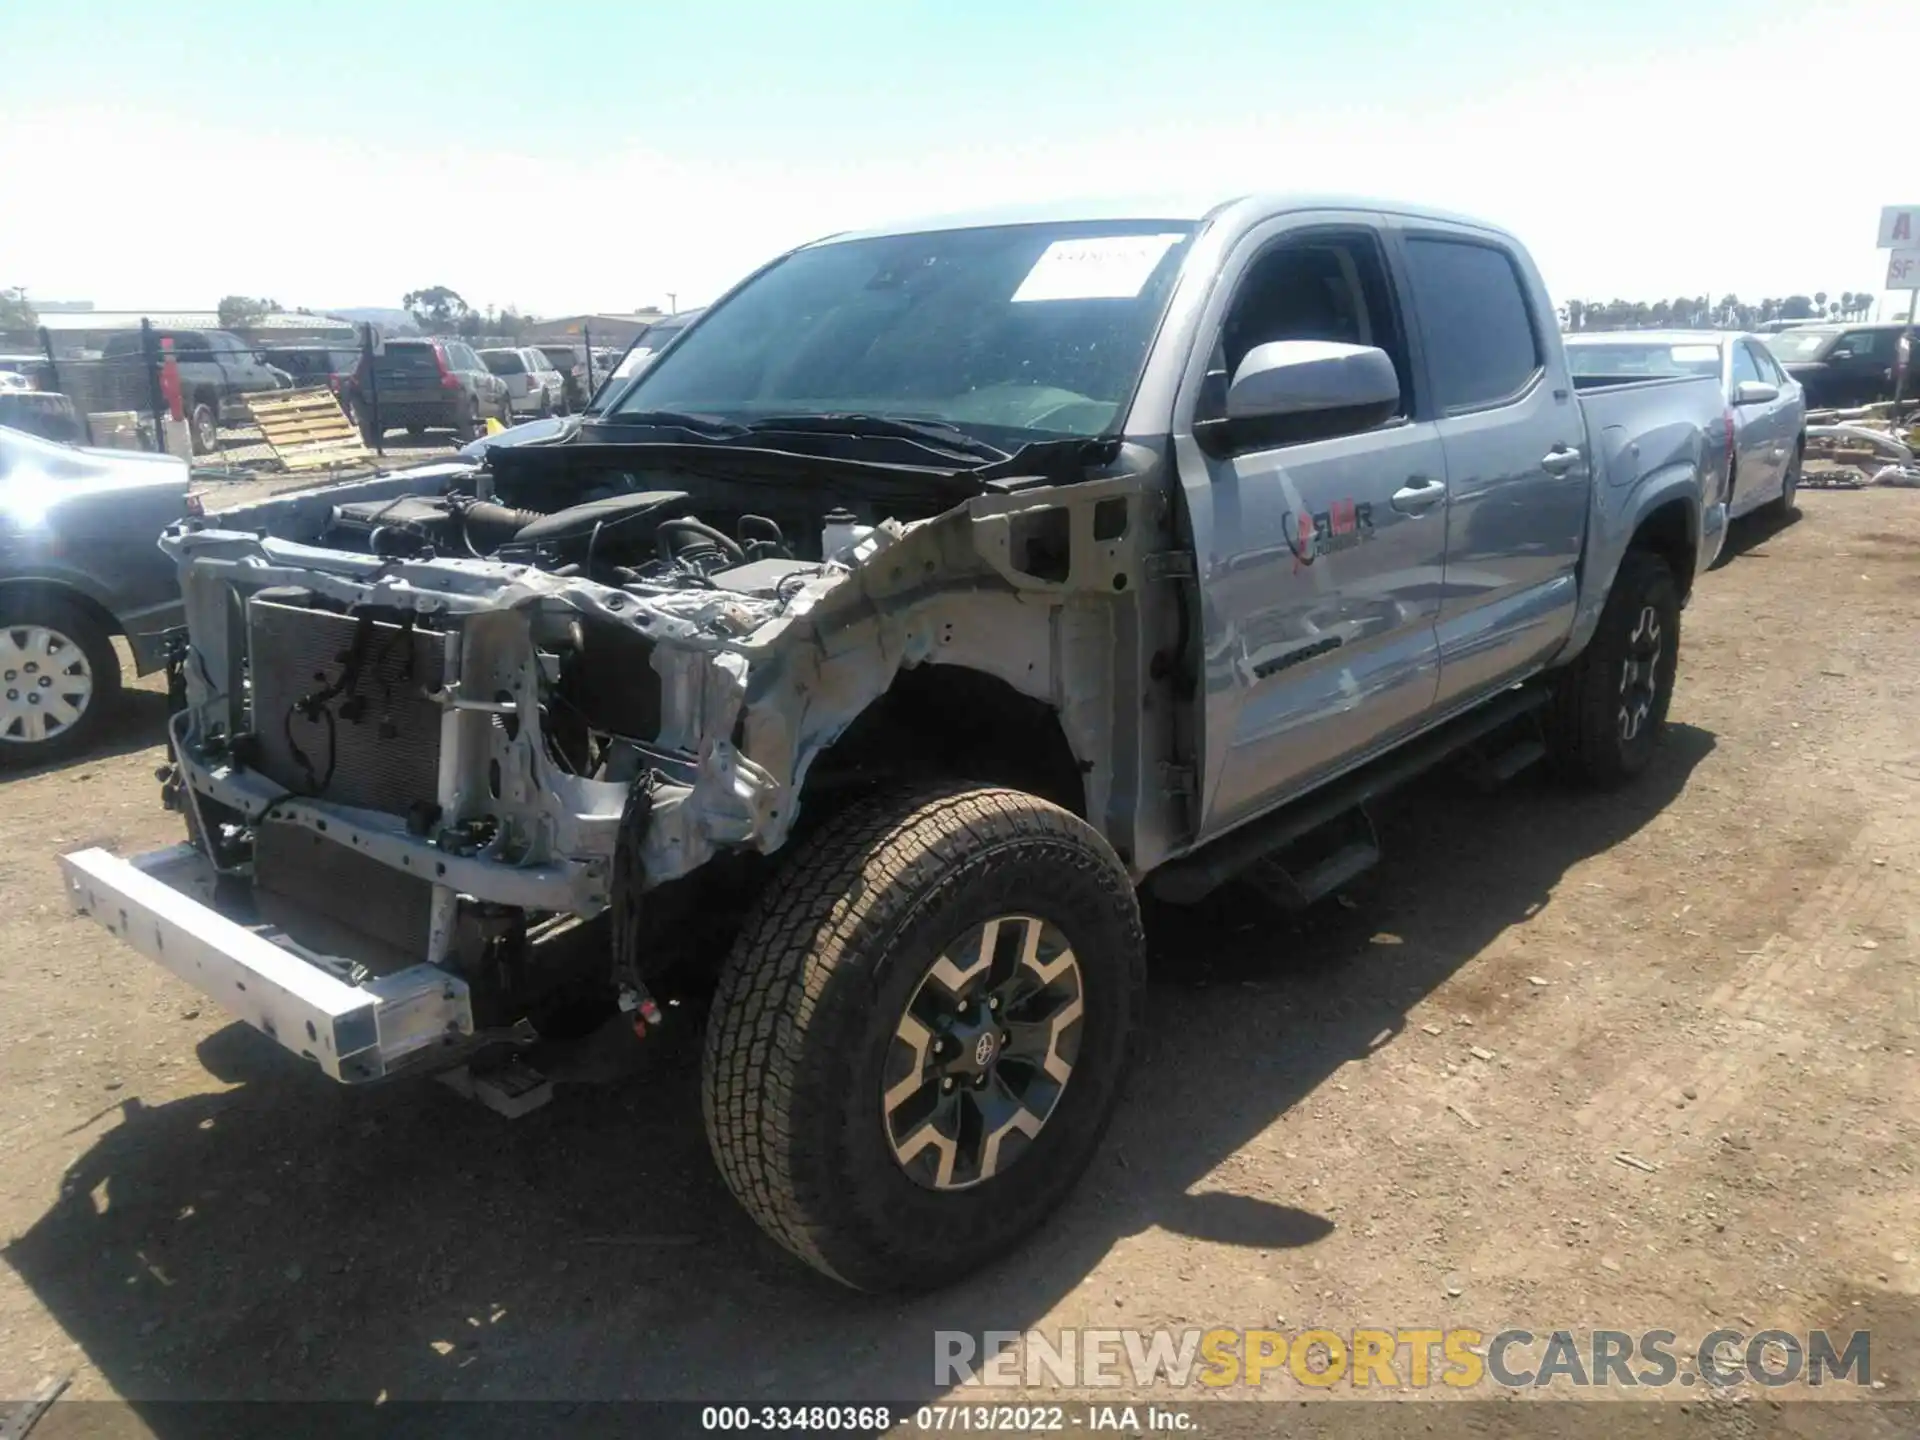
(478, 346, 567, 418)
(1566, 330, 1807, 526)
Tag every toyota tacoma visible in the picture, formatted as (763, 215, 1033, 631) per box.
(61, 195, 1728, 1292)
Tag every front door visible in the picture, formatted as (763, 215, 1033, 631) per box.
(1175, 219, 1447, 840)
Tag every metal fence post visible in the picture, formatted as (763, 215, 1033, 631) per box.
(139, 317, 167, 453)
(37, 326, 60, 397)
(361, 323, 384, 457)
(583, 322, 595, 396)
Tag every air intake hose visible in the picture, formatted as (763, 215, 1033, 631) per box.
(460, 501, 548, 546)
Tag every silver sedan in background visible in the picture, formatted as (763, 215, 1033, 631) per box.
(1565, 330, 1806, 524)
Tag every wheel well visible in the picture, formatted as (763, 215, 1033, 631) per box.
(624, 666, 1087, 991)
(798, 664, 1087, 822)
(0, 579, 122, 641)
(188, 386, 218, 410)
(1628, 498, 1696, 603)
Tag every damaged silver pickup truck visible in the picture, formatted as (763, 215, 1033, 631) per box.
(61, 196, 1728, 1292)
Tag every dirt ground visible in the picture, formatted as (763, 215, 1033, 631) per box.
(0, 486, 1915, 1433)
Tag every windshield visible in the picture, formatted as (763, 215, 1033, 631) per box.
(1565, 341, 1722, 378)
(1764, 330, 1837, 360)
(613, 221, 1198, 439)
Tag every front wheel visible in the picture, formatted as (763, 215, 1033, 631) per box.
(1544, 550, 1680, 788)
(701, 784, 1144, 1292)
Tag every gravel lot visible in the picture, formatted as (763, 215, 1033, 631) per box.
(0, 487, 1915, 1432)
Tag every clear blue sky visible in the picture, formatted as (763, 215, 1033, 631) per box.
(3, 0, 1911, 317)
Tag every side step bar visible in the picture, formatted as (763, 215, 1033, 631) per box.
(1149, 684, 1550, 906)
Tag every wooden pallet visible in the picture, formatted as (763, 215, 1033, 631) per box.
(243, 387, 372, 472)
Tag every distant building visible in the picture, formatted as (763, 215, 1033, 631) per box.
(523, 311, 667, 348)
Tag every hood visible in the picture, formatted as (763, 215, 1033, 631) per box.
(0, 424, 191, 489)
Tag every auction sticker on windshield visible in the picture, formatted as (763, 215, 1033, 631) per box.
(1670, 345, 1720, 364)
(1012, 233, 1186, 303)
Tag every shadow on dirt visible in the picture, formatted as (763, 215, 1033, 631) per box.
(0, 687, 170, 784)
(1713, 501, 1803, 567)
(4, 726, 1715, 1422)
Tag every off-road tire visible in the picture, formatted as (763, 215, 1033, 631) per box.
(0, 593, 121, 767)
(701, 783, 1144, 1292)
(1766, 440, 1802, 521)
(1544, 549, 1680, 788)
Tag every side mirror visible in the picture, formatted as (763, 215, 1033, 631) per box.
(1226, 340, 1401, 421)
(1732, 380, 1779, 406)
(1197, 340, 1400, 454)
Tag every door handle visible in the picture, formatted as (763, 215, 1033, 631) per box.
(1540, 445, 1581, 474)
(1390, 475, 1447, 514)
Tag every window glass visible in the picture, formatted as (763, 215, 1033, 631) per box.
(1566, 341, 1721, 379)
(376, 343, 441, 375)
(482, 351, 524, 375)
(1730, 343, 1764, 386)
(1404, 239, 1543, 410)
(1200, 232, 1411, 442)
(616, 221, 1196, 439)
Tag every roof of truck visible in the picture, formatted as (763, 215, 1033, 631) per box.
(810, 193, 1511, 247)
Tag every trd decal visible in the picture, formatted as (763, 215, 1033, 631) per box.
(1288, 498, 1376, 570)
(1253, 633, 1344, 679)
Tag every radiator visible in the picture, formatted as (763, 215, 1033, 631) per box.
(247, 594, 447, 816)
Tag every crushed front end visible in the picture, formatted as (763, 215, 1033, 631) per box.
(60, 434, 1167, 1083)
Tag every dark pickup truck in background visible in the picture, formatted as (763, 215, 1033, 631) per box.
(100, 328, 292, 454)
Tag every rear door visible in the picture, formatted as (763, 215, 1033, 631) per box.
(1391, 225, 1586, 708)
(1175, 214, 1448, 839)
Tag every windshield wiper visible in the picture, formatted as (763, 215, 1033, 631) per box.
(744, 413, 1011, 464)
(604, 409, 748, 437)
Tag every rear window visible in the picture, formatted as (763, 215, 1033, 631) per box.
(482, 351, 525, 375)
(378, 344, 443, 374)
(1566, 342, 1722, 379)
(1404, 238, 1543, 411)
(539, 347, 576, 365)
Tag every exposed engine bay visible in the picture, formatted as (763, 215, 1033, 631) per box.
(321, 485, 857, 600)
(146, 435, 1160, 1066)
